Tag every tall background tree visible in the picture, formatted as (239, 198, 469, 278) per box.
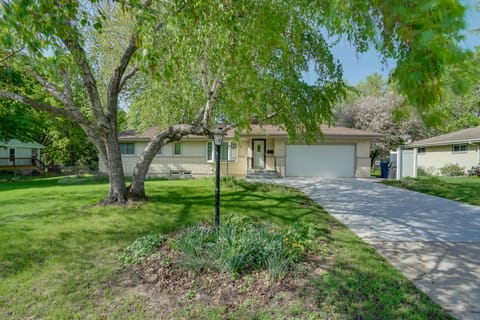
(0, 55, 96, 167)
(335, 75, 426, 166)
(426, 48, 480, 135)
(0, 0, 472, 203)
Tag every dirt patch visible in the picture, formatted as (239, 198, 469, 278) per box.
(125, 243, 332, 319)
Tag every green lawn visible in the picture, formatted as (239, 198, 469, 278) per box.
(384, 176, 480, 206)
(0, 177, 452, 319)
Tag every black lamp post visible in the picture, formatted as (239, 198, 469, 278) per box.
(213, 128, 225, 227)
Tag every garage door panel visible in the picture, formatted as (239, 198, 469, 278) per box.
(286, 145, 355, 177)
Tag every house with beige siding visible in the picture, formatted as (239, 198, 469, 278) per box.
(101, 125, 382, 179)
(404, 126, 480, 176)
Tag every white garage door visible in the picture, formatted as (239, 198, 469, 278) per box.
(286, 145, 355, 177)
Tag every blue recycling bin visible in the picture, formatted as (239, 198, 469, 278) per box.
(380, 161, 388, 178)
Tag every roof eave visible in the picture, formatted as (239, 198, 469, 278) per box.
(406, 138, 480, 148)
(324, 134, 383, 139)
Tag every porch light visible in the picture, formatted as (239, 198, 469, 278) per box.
(213, 128, 225, 146)
(213, 128, 225, 227)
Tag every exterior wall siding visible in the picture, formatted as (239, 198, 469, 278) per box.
(100, 136, 374, 179)
(355, 141, 371, 178)
(120, 153, 215, 177)
(102, 139, 245, 178)
(0, 140, 44, 166)
(417, 144, 479, 174)
(0, 147, 7, 158)
(220, 138, 248, 177)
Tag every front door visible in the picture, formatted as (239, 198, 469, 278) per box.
(253, 140, 265, 169)
(9, 148, 15, 166)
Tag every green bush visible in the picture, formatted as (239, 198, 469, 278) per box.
(121, 233, 165, 265)
(417, 166, 436, 176)
(439, 163, 465, 177)
(174, 216, 314, 281)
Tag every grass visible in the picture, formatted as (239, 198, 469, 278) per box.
(383, 176, 480, 206)
(0, 177, 453, 319)
(371, 168, 381, 178)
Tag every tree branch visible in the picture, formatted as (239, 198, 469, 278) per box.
(201, 77, 222, 126)
(119, 65, 139, 92)
(0, 47, 25, 64)
(149, 124, 210, 154)
(29, 70, 90, 126)
(60, 69, 75, 106)
(200, 57, 210, 98)
(31, 72, 68, 105)
(61, 28, 108, 130)
(106, 0, 160, 121)
(0, 90, 90, 126)
(192, 106, 206, 126)
(60, 69, 92, 124)
(106, 33, 138, 121)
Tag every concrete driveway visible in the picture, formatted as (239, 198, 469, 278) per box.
(276, 178, 480, 320)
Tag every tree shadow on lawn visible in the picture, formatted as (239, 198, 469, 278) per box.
(0, 179, 328, 280)
(148, 186, 328, 227)
(0, 206, 172, 279)
(314, 233, 455, 319)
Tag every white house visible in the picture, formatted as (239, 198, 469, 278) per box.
(100, 124, 382, 179)
(398, 126, 480, 177)
(0, 139, 45, 173)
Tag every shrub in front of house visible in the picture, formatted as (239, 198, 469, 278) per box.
(439, 163, 465, 176)
(417, 166, 436, 176)
(174, 220, 297, 281)
(123, 216, 324, 283)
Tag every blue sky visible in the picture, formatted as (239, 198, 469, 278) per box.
(306, 0, 480, 85)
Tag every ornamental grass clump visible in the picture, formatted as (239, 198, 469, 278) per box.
(174, 216, 317, 281)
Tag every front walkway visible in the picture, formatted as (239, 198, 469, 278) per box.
(276, 178, 480, 320)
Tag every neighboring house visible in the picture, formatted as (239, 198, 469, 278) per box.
(0, 139, 45, 174)
(101, 124, 382, 179)
(400, 126, 480, 176)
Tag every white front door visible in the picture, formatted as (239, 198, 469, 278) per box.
(253, 140, 265, 169)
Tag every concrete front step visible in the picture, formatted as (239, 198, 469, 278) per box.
(246, 170, 281, 179)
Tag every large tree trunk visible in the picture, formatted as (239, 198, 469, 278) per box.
(129, 124, 211, 201)
(128, 74, 221, 201)
(102, 133, 128, 204)
(128, 164, 148, 201)
(128, 138, 164, 201)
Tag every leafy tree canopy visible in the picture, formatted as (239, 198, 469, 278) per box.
(0, 0, 472, 202)
(335, 74, 426, 164)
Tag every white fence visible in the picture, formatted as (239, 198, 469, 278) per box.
(394, 147, 418, 179)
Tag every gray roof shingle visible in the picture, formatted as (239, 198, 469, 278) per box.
(407, 126, 480, 147)
(118, 124, 383, 140)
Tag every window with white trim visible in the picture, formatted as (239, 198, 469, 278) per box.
(417, 147, 426, 154)
(452, 144, 467, 153)
(206, 141, 237, 162)
(120, 143, 135, 155)
(174, 142, 182, 156)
